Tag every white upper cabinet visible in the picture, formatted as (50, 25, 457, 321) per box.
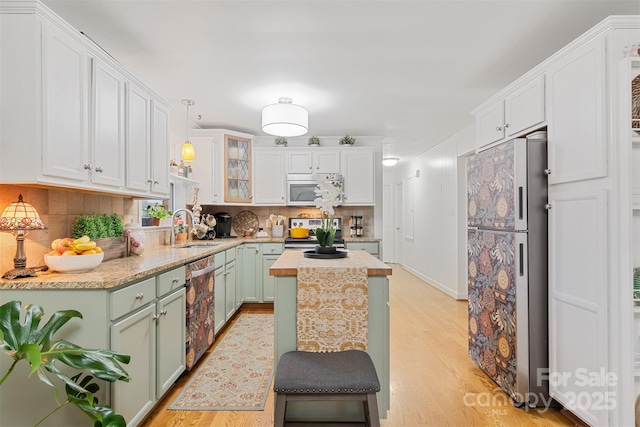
(151, 100, 171, 196)
(287, 150, 340, 174)
(91, 58, 126, 188)
(474, 75, 545, 150)
(190, 129, 254, 205)
(341, 149, 375, 205)
(253, 148, 286, 204)
(546, 36, 606, 184)
(0, 3, 170, 198)
(41, 19, 90, 182)
(126, 83, 152, 193)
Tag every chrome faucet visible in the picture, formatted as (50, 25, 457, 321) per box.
(171, 209, 197, 245)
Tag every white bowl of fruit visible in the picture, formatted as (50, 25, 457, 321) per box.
(44, 236, 104, 273)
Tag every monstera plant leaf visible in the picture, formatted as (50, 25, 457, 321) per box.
(0, 301, 130, 427)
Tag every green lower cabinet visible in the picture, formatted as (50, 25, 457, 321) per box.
(262, 254, 279, 302)
(225, 259, 237, 320)
(242, 243, 262, 302)
(214, 265, 226, 334)
(345, 241, 379, 259)
(0, 264, 186, 427)
(238, 243, 283, 304)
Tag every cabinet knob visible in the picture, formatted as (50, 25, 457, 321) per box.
(161, 309, 168, 316)
(172, 277, 180, 283)
(309, 166, 312, 170)
(153, 180, 159, 185)
(544, 169, 552, 175)
(84, 164, 92, 171)
(495, 126, 503, 132)
(504, 123, 509, 129)
(135, 293, 144, 300)
(153, 313, 161, 321)
(545, 203, 552, 210)
(95, 166, 104, 173)
(147, 179, 153, 184)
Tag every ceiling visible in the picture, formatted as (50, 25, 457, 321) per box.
(43, 0, 640, 164)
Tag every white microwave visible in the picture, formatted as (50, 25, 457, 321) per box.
(286, 173, 343, 206)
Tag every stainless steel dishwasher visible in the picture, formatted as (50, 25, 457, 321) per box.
(184, 255, 216, 371)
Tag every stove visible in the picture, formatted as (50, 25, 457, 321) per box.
(284, 217, 344, 250)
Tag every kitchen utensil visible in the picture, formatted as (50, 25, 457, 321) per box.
(289, 227, 310, 238)
(272, 224, 284, 238)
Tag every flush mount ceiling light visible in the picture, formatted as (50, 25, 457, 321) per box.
(382, 157, 399, 167)
(262, 97, 308, 137)
(181, 99, 195, 162)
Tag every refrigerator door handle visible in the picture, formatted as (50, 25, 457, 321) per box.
(518, 186, 524, 220)
(519, 242, 525, 276)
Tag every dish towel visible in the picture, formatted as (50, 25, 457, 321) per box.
(296, 257, 369, 352)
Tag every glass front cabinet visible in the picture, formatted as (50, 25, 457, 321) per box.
(224, 134, 252, 203)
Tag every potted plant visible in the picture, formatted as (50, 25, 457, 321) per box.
(339, 135, 356, 146)
(144, 203, 173, 226)
(308, 136, 320, 146)
(174, 215, 187, 243)
(274, 136, 288, 147)
(313, 175, 344, 254)
(0, 300, 130, 426)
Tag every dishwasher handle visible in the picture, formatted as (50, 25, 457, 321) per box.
(188, 262, 216, 278)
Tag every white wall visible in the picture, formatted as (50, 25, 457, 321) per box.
(384, 126, 474, 299)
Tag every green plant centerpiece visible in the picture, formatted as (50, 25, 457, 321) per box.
(144, 203, 173, 226)
(313, 175, 343, 254)
(0, 300, 130, 427)
(308, 136, 320, 146)
(274, 136, 288, 147)
(339, 135, 356, 146)
(72, 214, 124, 240)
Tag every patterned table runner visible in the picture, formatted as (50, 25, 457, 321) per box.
(296, 256, 369, 352)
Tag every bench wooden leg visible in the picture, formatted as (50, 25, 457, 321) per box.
(274, 393, 287, 427)
(364, 392, 380, 427)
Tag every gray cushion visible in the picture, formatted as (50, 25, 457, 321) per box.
(274, 350, 380, 393)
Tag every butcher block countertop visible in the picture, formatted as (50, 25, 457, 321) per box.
(269, 249, 392, 277)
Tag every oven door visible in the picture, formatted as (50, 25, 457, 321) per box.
(286, 180, 319, 206)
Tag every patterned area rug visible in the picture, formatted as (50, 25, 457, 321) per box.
(169, 313, 274, 411)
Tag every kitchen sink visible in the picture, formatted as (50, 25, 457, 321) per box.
(176, 243, 220, 249)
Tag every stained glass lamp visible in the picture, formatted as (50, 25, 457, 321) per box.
(0, 194, 47, 279)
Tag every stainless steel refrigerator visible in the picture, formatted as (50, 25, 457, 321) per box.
(467, 132, 549, 406)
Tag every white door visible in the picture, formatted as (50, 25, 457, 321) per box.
(92, 58, 125, 188)
(126, 83, 151, 192)
(253, 149, 285, 204)
(151, 100, 171, 196)
(382, 184, 395, 263)
(548, 186, 609, 426)
(42, 21, 89, 182)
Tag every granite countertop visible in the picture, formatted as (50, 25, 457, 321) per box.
(341, 237, 381, 242)
(0, 237, 286, 291)
(269, 249, 392, 277)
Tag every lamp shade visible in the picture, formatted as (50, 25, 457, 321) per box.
(262, 97, 308, 137)
(0, 194, 45, 231)
(382, 157, 399, 167)
(182, 141, 195, 162)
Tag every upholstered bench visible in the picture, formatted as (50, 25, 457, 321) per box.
(273, 350, 381, 427)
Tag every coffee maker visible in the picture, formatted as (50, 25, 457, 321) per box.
(213, 212, 234, 238)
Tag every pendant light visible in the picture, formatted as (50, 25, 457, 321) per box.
(262, 97, 308, 137)
(382, 157, 399, 167)
(181, 99, 195, 162)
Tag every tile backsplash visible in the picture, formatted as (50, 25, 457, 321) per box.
(193, 205, 374, 237)
(0, 185, 138, 274)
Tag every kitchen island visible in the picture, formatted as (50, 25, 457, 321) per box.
(269, 249, 392, 421)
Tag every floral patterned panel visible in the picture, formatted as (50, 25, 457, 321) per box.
(468, 229, 518, 400)
(296, 258, 368, 352)
(467, 140, 515, 230)
(185, 256, 215, 371)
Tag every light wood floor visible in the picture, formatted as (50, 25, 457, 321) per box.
(141, 264, 581, 427)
